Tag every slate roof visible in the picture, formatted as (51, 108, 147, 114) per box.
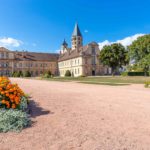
(72, 23, 82, 37)
(62, 39, 68, 46)
(0, 47, 10, 52)
(0, 47, 59, 62)
(58, 42, 99, 62)
(15, 52, 59, 62)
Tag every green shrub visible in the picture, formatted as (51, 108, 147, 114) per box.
(128, 72, 149, 76)
(23, 71, 31, 77)
(79, 75, 86, 77)
(20, 96, 28, 111)
(0, 109, 31, 132)
(65, 70, 71, 77)
(145, 81, 150, 88)
(121, 71, 149, 76)
(12, 71, 18, 77)
(18, 71, 23, 77)
(121, 72, 128, 76)
(15, 71, 21, 77)
(43, 71, 52, 78)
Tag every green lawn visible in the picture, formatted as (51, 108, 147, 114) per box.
(39, 76, 150, 85)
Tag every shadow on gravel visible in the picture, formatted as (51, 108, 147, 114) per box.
(28, 100, 54, 118)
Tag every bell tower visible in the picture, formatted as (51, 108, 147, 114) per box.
(61, 39, 68, 53)
(71, 23, 83, 50)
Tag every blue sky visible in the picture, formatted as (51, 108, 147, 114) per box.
(0, 0, 149, 53)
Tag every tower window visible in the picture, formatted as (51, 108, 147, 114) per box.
(92, 48, 95, 55)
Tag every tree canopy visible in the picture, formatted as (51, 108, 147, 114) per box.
(128, 34, 150, 63)
(137, 54, 150, 75)
(99, 43, 129, 75)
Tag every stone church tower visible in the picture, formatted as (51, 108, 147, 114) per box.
(71, 23, 83, 50)
(61, 39, 68, 53)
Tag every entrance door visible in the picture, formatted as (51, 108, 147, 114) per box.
(92, 70, 95, 76)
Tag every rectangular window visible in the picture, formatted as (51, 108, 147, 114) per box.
(92, 48, 95, 55)
(92, 57, 96, 65)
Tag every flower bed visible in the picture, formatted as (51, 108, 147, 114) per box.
(0, 77, 31, 132)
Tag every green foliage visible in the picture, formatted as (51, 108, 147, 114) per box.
(18, 71, 23, 77)
(145, 81, 150, 88)
(0, 109, 31, 132)
(121, 71, 149, 76)
(100, 43, 129, 75)
(128, 34, 150, 63)
(12, 72, 18, 77)
(79, 75, 86, 77)
(11, 71, 23, 77)
(19, 96, 28, 111)
(65, 70, 71, 77)
(137, 54, 150, 75)
(43, 70, 52, 78)
(128, 72, 149, 76)
(121, 72, 128, 76)
(23, 71, 31, 77)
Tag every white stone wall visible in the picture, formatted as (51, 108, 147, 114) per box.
(58, 57, 83, 77)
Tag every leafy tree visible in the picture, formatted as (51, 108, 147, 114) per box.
(137, 54, 150, 76)
(65, 70, 71, 77)
(100, 43, 129, 75)
(128, 34, 150, 63)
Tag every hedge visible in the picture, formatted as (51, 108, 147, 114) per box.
(121, 72, 149, 76)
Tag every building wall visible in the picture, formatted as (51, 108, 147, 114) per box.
(58, 57, 83, 77)
(12, 61, 58, 76)
(58, 42, 111, 77)
(0, 48, 58, 76)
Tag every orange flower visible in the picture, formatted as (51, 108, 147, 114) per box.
(1, 91, 5, 94)
(0, 76, 26, 109)
(5, 101, 10, 108)
(6, 93, 9, 97)
(1, 99, 6, 104)
(11, 104, 16, 109)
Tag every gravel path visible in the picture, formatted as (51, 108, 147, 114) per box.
(0, 78, 150, 150)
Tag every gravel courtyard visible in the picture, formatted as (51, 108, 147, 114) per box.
(0, 78, 150, 150)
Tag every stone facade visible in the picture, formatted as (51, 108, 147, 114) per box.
(0, 47, 59, 76)
(58, 23, 110, 77)
(0, 24, 111, 77)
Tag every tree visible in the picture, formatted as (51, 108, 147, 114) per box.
(137, 54, 150, 76)
(128, 34, 150, 63)
(100, 43, 129, 75)
(65, 70, 71, 77)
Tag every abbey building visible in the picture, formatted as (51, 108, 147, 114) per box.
(0, 47, 59, 76)
(0, 23, 110, 77)
(58, 23, 109, 77)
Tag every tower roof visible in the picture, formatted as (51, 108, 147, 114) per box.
(72, 23, 82, 37)
(62, 39, 68, 46)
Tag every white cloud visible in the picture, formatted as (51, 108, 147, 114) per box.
(98, 40, 111, 50)
(98, 33, 145, 50)
(84, 30, 88, 33)
(32, 43, 37, 47)
(0, 37, 23, 48)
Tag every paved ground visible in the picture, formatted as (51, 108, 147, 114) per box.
(0, 78, 150, 150)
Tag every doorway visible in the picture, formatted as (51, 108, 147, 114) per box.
(92, 70, 95, 76)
